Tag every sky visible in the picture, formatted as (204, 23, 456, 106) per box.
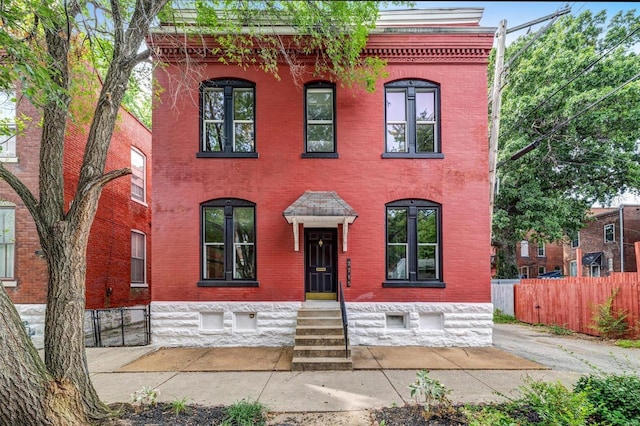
(406, 2, 639, 45)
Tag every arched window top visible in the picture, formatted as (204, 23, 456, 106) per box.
(201, 198, 255, 207)
(305, 80, 335, 88)
(385, 79, 439, 89)
(386, 198, 441, 208)
(200, 78, 255, 89)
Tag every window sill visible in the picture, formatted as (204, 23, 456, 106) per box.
(130, 283, 149, 288)
(131, 198, 148, 207)
(1, 280, 17, 288)
(383, 280, 445, 288)
(0, 157, 18, 163)
(196, 152, 259, 159)
(197, 280, 259, 287)
(301, 153, 339, 159)
(381, 153, 444, 159)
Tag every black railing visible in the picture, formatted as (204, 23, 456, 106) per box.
(85, 305, 151, 347)
(338, 281, 349, 358)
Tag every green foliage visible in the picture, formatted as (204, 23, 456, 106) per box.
(590, 288, 630, 338)
(223, 399, 267, 426)
(575, 373, 640, 425)
(493, 309, 519, 324)
(168, 396, 189, 416)
(492, 8, 640, 259)
(615, 339, 640, 348)
(409, 369, 451, 412)
(512, 377, 595, 425)
(547, 323, 573, 335)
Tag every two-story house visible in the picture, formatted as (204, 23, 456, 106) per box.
(0, 86, 152, 348)
(149, 8, 495, 347)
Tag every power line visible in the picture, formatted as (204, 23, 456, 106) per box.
(500, 22, 640, 143)
(499, 69, 640, 166)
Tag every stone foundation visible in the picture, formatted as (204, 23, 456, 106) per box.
(150, 301, 493, 347)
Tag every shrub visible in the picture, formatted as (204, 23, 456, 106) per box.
(575, 373, 640, 425)
(223, 399, 267, 426)
(590, 288, 629, 339)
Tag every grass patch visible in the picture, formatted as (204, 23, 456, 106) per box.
(547, 323, 573, 335)
(493, 309, 519, 324)
(223, 399, 267, 426)
(615, 339, 640, 349)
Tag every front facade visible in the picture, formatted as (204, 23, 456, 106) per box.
(150, 8, 495, 347)
(0, 87, 152, 347)
(515, 239, 564, 278)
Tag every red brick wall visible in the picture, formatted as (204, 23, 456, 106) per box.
(151, 32, 492, 304)
(2, 92, 152, 308)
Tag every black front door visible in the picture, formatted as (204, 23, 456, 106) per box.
(305, 228, 337, 300)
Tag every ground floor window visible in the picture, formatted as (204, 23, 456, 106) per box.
(384, 199, 443, 288)
(200, 198, 257, 287)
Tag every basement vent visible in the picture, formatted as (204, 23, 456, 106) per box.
(200, 312, 224, 330)
(386, 314, 406, 329)
(234, 312, 257, 330)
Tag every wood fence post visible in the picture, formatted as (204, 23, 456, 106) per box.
(635, 242, 640, 277)
(576, 247, 582, 283)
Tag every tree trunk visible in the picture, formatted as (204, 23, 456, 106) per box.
(0, 286, 88, 425)
(495, 240, 519, 279)
(43, 220, 111, 422)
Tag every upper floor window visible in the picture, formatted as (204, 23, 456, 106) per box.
(571, 232, 579, 248)
(198, 79, 257, 158)
(131, 231, 147, 287)
(303, 82, 337, 158)
(0, 90, 17, 160)
(383, 79, 442, 159)
(200, 198, 257, 287)
(384, 199, 444, 288)
(0, 206, 15, 280)
(604, 224, 615, 243)
(131, 148, 146, 203)
(520, 240, 529, 258)
(537, 243, 546, 257)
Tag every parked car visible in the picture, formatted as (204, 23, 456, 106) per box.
(538, 270, 564, 279)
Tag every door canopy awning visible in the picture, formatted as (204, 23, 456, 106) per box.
(582, 251, 604, 266)
(283, 191, 358, 252)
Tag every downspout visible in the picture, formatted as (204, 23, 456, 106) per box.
(620, 205, 624, 272)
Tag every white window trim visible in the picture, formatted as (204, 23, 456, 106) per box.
(520, 240, 529, 258)
(520, 266, 529, 278)
(130, 147, 147, 206)
(571, 232, 580, 249)
(569, 260, 577, 276)
(537, 243, 546, 257)
(130, 230, 147, 287)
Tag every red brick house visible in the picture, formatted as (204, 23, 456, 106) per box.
(515, 239, 564, 278)
(0, 88, 152, 347)
(149, 8, 495, 347)
(563, 206, 640, 276)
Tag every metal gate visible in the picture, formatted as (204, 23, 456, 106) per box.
(85, 305, 151, 347)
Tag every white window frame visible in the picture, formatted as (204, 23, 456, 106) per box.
(604, 224, 615, 243)
(520, 240, 529, 258)
(0, 90, 17, 162)
(520, 266, 529, 279)
(130, 230, 147, 287)
(538, 266, 546, 275)
(571, 232, 579, 249)
(537, 243, 545, 257)
(569, 260, 577, 277)
(131, 147, 146, 205)
(0, 205, 16, 286)
(590, 264, 601, 277)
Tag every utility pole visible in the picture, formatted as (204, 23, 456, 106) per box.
(488, 19, 506, 234)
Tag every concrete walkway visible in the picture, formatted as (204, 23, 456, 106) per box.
(87, 342, 583, 412)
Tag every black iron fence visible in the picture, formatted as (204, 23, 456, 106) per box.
(85, 305, 151, 347)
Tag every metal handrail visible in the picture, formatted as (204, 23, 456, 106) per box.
(338, 281, 349, 358)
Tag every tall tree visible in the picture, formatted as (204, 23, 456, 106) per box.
(0, 1, 399, 423)
(492, 9, 640, 277)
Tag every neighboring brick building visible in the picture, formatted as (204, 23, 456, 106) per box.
(515, 239, 564, 278)
(563, 206, 640, 276)
(0, 87, 151, 347)
(149, 8, 495, 347)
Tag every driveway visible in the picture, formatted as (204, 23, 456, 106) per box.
(493, 323, 640, 375)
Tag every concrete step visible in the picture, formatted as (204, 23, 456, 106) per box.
(293, 345, 350, 358)
(297, 309, 342, 318)
(296, 325, 344, 335)
(291, 356, 353, 371)
(297, 317, 343, 326)
(295, 335, 346, 347)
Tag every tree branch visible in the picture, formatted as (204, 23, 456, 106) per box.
(0, 163, 40, 222)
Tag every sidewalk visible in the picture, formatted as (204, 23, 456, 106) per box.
(87, 345, 583, 412)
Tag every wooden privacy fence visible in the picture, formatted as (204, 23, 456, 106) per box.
(515, 273, 640, 338)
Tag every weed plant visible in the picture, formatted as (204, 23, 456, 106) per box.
(493, 309, 519, 324)
(223, 399, 267, 426)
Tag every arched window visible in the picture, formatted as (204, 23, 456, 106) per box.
(383, 79, 442, 158)
(199, 198, 258, 287)
(198, 79, 257, 158)
(384, 199, 443, 288)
